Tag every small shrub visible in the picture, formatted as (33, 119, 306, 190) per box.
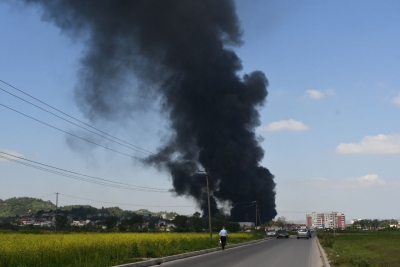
(331, 256, 371, 267)
(319, 232, 334, 248)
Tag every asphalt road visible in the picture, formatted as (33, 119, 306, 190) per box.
(160, 233, 323, 267)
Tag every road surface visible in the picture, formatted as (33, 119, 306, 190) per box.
(160, 233, 323, 267)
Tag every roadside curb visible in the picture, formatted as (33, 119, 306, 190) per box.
(316, 238, 331, 267)
(112, 237, 271, 267)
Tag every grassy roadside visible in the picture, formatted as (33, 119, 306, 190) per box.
(318, 230, 400, 267)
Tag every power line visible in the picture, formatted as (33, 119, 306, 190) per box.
(276, 210, 317, 214)
(0, 152, 168, 192)
(0, 155, 166, 192)
(0, 80, 155, 156)
(54, 193, 255, 208)
(0, 103, 147, 162)
(36, 192, 315, 216)
(0, 151, 163, 190)
(58, 193, 199, 208)
(0, 86, 154, 156)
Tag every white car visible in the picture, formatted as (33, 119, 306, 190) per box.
(297, 229, 310, 239)
(266, 230, 276, 237)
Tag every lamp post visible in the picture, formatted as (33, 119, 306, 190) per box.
(198, 169, 212, 238)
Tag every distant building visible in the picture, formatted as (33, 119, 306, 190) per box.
(306, 212, 346, 229)
(238, 222, 255, 229)
(71, 220, 92, 227)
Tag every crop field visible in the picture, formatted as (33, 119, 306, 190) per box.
(0, 232, 262, 267)
(319, 231, 400, 267)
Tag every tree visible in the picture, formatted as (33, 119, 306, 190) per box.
(56, 215, 68, 228)
(212, 213, 225, 231)
(275, 216, 286, 228)
(371, 219, 379, 229)
(225, 222, 240, 233)
(129, 215, 143, 229)
(104, 216, 118, 230)
(148, 221, 155, 230)
(173, 215, 189, 229)
(189, 212, 204, 232)
(118, 219, 129, 231)
(268, 220, 275, 227)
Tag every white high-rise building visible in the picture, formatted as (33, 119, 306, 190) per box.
(306, 212, 346, 229)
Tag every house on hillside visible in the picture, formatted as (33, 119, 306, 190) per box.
(20, 219, 35, 226)
(71, 220, 92, 227)
(165, 223, 175, 231)
(40, 221, 54, 227)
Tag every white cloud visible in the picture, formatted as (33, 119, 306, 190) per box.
(310, 174, 388, 189)
(305, 89, 336, 99)
(306, 89, 324, 99)
(259, 119, 308, 132)
(336, 134, 400, 154)
(0, 149, 23, 162)
(392, 93, 400, 106)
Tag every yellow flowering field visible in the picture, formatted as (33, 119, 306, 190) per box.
(0, 232, 261, 267)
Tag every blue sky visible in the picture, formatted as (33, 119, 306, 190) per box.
(1, 0, 399, 222)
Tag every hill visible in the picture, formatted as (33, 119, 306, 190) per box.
(0, 197, 180, 219)
(0, 197, 56, 217)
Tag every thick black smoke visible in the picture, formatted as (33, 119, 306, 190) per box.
(23, 0, 277, 222)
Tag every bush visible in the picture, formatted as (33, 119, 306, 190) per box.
(319, 232, 334, 248)
(331, 256, 371, 267)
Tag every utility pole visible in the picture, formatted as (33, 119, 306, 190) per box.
(257, 203, 262, 229)
(55, 193, 59, 233)
(255, 201, 258, 229)
(198, 169, 213, 238)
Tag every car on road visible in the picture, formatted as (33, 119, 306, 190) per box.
(297, 229, 309, 239)
(266, 230, 276, 237)
(276, 230, 289, 238)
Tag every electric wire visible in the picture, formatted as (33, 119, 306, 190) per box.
(27, 191, 302, 217)
(0, 103, 146, 162)
(55, 193, 260, 208)
(0, 151, 168, 191)
(0, 79, 155, 156)
(0, 86, 154, 156)
(0, 151, 166, 190)
(0, 81, 291, 216)
(0, 155, 166, 192)
(0, 153, 168, 192)
(58, 193, 200, 208)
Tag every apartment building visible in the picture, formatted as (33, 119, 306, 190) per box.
(306, 212, 346, 229)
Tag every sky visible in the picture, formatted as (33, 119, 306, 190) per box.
(1, 0, 399, 223)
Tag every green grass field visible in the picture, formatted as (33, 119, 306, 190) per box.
(319, 231, 400, 267)
(0, 232, 263, 267)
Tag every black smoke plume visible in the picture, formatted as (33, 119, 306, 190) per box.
(22, 0, 277, 222)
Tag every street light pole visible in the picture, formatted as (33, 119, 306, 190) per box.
(198, 169, 212, 238)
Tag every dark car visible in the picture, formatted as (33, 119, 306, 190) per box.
(276, 230, 289, 238)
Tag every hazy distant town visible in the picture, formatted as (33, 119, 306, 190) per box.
(1, 197, 399, 233)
